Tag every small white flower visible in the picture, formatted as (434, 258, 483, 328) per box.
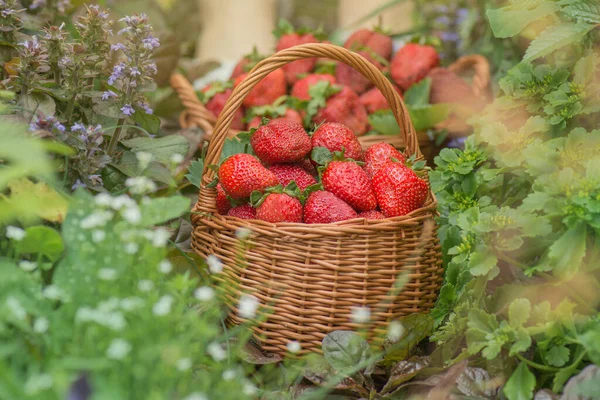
(387, 321, 405, 342)
(176, 357, 192, 371)
(6, 296, 26, 320)
(111, 195, 137, 210)
(238, 294, 259, 319)
(19, 261, 37, 272)
(106, 338, 131, 360)
(182, 393, 208, 400)
(136, 151, 153, 170)
(138, 280, 154, 292)
(98, 268, 118, 281)
(33, 317, 49, 333)
(92, 230, 106, 243)
(235, 227, 252, 240)
(122, 206, 142, 224)
(24, 373, 53, 395)
(80, 210, 114, 229)
(222, 369, 236, 380)
(120, 297, 144, 311)
(351, 306, 371, 324)
(158, 259, 172, 274)
(98, 298, 120, 312)
(170, 153, 184, 164)
(152, 295, 173, 316)
(243, 382, 258, 396)
(151, 228, 171, 247)
(207, 342, 226, 361)
(124, 242, 139, 254)
(125, 176, 157, 195)
(42, 285, 62, 300)
(6, 226, 26, 241)
(94, 192, 112, 207)
(206, 255, 223, 274)
(194, 286, 215, 302)
(286, 341, 301, 354)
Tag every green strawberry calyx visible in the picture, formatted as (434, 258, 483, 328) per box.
(302, 81, 342, 126)
(197, 80, 233, 104)
(249, 182, 304, 207)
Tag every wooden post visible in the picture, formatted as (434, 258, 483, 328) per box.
(338, 0, 414, 34)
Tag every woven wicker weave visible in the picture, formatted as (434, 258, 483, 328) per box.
(188, 43, 444, 355)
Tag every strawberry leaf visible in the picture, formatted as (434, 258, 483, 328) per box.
(249, 190, 266, 207)
(303, 81, 342, 126)
(197, 80, 233, 103)
(273, 18, 295, 38)
(311, 146, 333, 166)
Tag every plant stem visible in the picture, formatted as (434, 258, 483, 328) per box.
(107, 118, 126, 155)
(515, 354, 559, 372)
(65, 93, 77, 123)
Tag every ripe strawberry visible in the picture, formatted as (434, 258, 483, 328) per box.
(372, 162, 429, 217)
(336, 29, 392, 94)
(268, 164, 317, 190)
(216, 183, 232, 215)
(218, 154, 279, 199)
(358, 210, 386, 220)
(246, 109, 303, 130)
(304, 191, 358, 224)
(251, 118, 311, 165)
(234, 69, 286, 108)
(227, 204, 256, 219)
(274, 19, 320, 85)
(291, 73, 336, 101)
(313, 86, 368, 135)
(256, 193, 303, 223)
(311, 122, 363, 161)
(390, 44, 440, 91)
(359, 85, 403, 114)
(322, 161, 377, 211)
(363, 143, 406, 178)
(230, 47, 264, 79)
(200, 82, 245, 130)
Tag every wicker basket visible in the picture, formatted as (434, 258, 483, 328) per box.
(188, 43, 443, 356)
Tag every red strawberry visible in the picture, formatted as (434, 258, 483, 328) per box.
(256, 193, 303, 223)
(246, 109, 303, 130)
(322, 161, 377, 211)
(274, 20, 320, 85)
(336, 29, 392, 94)
(234, 69, 286, 108)
(291, 73, 336, 101)
(372, 162, 429, 217)
(391, 44, 440, 91)
(364, 143, 406, 178)
(311, 122, 363, 161)
(313, 86, 368, 135)
(358, 210, 386, 220)
(359, 85, 403, 114)
(200, 82, 245, 130)
(251, 118, 311, 165)
(218, 154, 279, 199)
(268, 164, 317, 190)
(231, 47, 264, 79)
(227, 204, 256, 219)
(216, 183, 232, 215)
(303, 191, 358, 224)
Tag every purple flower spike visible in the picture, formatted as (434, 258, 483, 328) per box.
(101, 90, 118, 101)
(110, 43, 126, 52)
(71, 123, 86, 132)
(142, 36, 160, 50)
(121, 104, 135, 116)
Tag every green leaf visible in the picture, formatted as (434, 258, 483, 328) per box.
(221, 136, 254, 161)
(132, 109, 161, 135)
(503, 362, 536, 400)
(403, 77, 431, 106)
(524, 23, 595, 62)
(573, 51, 598, 85)
(92, 99, 123, 119)
(18, 92, 56, 117)
(545, 345, 570, 367)
(487, 1, 560, 38)
(16, 226, 64, 262)
(186, 159, 204, 188)
(409, 104, 450, 131)
(121, 135, 189, 164)
(509, 298, 531, 328)
(468, 251, 498, 277)
(547, 222, 587, 276)
(110, 152, 174, 185)
(561, 0, 600, 24)
(368, 110, 400, 135)
(311, 147, 332, 166)
(579, 330, 600, 365)
(322, 331, 373, 375)
(139, 196, 190, 227)
(384, 314, 434, 363)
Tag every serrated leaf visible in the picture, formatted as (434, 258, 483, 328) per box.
(122, 135, 189, 164)
(509, 298, 531, 328)
(503, 362, 535, 400)
(409, 104, 450, 131)
(573, 51, 598, 85)
(561, 0, 600, 24)
(311, 147, 332, 166)
(545, 345, 570, 367)
(186, 159, 204, 188)
(547, 222, 587, 276)
(468, 251, 498, 276)
(368, 110, 400, 135)
(487, 2, 560, 38)
(132, 109, 161, 135)
(404, 78, 431, 106)
(524, 23, 595, 62)
(221, 136, 254, 161)
(579, 330, 600, 365)
(322, 331, 373, 375)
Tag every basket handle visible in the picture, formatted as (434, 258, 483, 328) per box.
(448, 54, 490, 98)
(197, 43, 421, 214)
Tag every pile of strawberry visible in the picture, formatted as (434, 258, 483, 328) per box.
(198, 20, 441, 135)
(215, 119, 429, 224)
